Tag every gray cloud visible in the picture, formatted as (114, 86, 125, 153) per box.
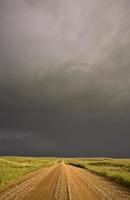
(0, 0, 130, 156)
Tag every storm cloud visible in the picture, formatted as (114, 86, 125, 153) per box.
(0, 0, 130, 156)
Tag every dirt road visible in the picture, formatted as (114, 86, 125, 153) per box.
(0, 162, 130, 200)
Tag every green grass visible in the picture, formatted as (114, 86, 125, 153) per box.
(65, 158, 130, 188)
(1, 156, 130, 189)
(0, 156, 60, 186)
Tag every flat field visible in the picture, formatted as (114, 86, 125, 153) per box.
(66, 157, 130, 188)
(0, 159, 130, 200)
(0, 156, 60, 186)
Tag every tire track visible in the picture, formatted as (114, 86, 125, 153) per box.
(1, 163, 130, 200)
(69, 165, 130, 200)
(0, 165, 57, 200)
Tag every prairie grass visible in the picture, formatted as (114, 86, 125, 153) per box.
(0, 156, 59, 186)
(66, 158, 130, 188)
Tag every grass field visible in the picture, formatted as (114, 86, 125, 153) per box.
(1, 157, 130, 189)
(66, 158, 130, 188)
(0, 156, 60, 186)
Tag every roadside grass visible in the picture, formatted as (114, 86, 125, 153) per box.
(0, 156, 60, 186)
(66, 158, 130, 188)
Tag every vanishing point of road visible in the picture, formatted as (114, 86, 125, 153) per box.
(0, 162, 130, 200)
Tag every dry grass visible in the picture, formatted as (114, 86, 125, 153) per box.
(0, 156, 60, 186)
(66, 158, 130, 188)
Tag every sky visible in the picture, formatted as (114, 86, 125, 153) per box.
(0, 0, 130, 157)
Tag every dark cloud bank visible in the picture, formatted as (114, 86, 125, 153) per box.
(0, 0, 130, 157)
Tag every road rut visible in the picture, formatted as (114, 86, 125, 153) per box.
(0, 163, 130, 200)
